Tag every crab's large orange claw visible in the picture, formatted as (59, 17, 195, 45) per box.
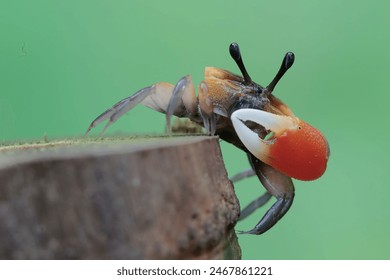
(231, 109, 330, 181)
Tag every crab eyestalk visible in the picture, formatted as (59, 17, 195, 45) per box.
(266, 52, 295, 94)
(231, 109, 330, 181)
(229, 42, 252, 83)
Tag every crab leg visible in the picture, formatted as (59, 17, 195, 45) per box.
(85, 86, 156, 136)
(238, 191, 272, 221)
(240, 156, 294, 234)
(86, 76, 199, 136)
(198, 81, 217, 135)
(231, 154, 274, 222)
(230, 168, 255, 183)
(165, 75, 197, 133)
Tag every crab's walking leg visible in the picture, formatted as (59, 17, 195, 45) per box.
(230, 163, 273, 221)
(240, 156, 295, 235)
(165, 75, 197, 133)
(198, 82, 217, 135)
(85, 86, 155, 136)
(230, 168, 256, 183)
(230, 153, 273, 221)
(86, 76, 198, 136)
(238, 192, 272, 221)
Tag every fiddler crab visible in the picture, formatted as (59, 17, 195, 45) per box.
(86, 43, 330, 235)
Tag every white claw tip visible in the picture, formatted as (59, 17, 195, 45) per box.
(231, 108, 297, 163)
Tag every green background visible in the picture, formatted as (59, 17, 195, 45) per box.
(1, 0, 389, 259)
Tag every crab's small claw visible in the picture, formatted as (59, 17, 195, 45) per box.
(231, 109, 329, 181)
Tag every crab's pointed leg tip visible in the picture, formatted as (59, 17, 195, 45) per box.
(237, 228, 258, 235)
(85, 127, 92, 137)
